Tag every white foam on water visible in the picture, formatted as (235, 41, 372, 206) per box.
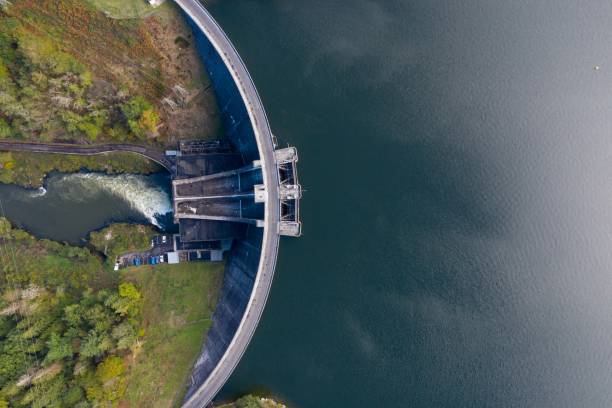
(30, 187, 47, 197)
(54, 173, 172, 227)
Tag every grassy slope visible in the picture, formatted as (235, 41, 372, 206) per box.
(89, 223, 156, 261)
(0, 151, 162, 188)
(87, 0, 155, 19)
(0, 220, 112, 291)
(121, 262, 224, 408)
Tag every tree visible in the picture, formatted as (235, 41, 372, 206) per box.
(45, 333, 72, 363)
(107, 282, 141, 317)
(236, 395, 265, 408)
(120, 96, 158, 138)
(63, 304, 83, 328)
(0, 217, 11, 238)
(139, 108, 159, 133)
(111, 321, 136, 351)
(93, 356, 127, 403)
(95, 356, 124, 383)
(0, 60, 7, 80)
(120, 96, 151, 121)
(77, 122, 101, 141)
(79, 331, 111, 358)
(0, 118, 11, 139)
(119, 282, 141, 301)
(62, 386, 85, 407)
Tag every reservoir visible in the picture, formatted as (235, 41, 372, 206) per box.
(205, 0, 612, 407)
(0, 0, 612, 407)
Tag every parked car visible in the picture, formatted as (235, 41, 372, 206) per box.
(158, 255, 165, 263)
(162, 235, 167, 244)
(114, 262, 120, 271)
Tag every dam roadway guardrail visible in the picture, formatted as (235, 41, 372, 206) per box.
(173, 1, 282, 407)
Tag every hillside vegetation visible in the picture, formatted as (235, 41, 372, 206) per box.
(0, 220, 223, 407)
(87, 0, 155, 20)
(0, 0, 221, 147)
(0, 0, 163, 144)
(0, 218, 141, 407)
(0, 0, 222, 186)
(218, 396, 288, 408)
(0, 151, 162, 188)
(90, 223, 155, 264)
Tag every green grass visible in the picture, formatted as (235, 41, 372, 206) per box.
(0, 219, 111, 290)
(86, 0, 158, 19)
(121, 262, 224, 408)
(0, 219, 224, 406)
(89, 223, 156, 262)
(0, 151, 163, 188)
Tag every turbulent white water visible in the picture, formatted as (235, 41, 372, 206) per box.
(50, 173, 172, 227)
(29, 187, 47, 198)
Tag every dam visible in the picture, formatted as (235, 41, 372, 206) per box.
(173, 1, 301, 407)
(0, 1, 297, 404)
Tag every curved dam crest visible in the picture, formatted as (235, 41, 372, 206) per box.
(173, 0, 302, 406)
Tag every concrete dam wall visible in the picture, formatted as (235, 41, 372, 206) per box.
(182, 11, 262, 404)
(174, 1, 285, 407)
(186, 17, 260, 164)
(186, 225, 263, 393)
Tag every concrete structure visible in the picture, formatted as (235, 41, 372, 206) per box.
(173, 1, 302, 407)
(167, 251, 180, 264)
(0, 1, 301, 404)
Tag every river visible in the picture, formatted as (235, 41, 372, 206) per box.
(0, 172, 173, 244)
(204, 1, 612, 407)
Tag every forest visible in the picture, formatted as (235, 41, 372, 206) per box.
(0, 219, 224, 407)
(0, 218, 142, 407)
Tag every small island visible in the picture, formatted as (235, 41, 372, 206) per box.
(218, 395, 287, 408)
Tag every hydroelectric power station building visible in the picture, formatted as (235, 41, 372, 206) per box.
(172, 1, 301, 407)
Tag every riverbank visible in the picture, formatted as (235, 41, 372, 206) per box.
(0, 151, 163, 188)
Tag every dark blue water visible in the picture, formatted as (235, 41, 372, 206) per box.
(205, 1, 612, 407)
